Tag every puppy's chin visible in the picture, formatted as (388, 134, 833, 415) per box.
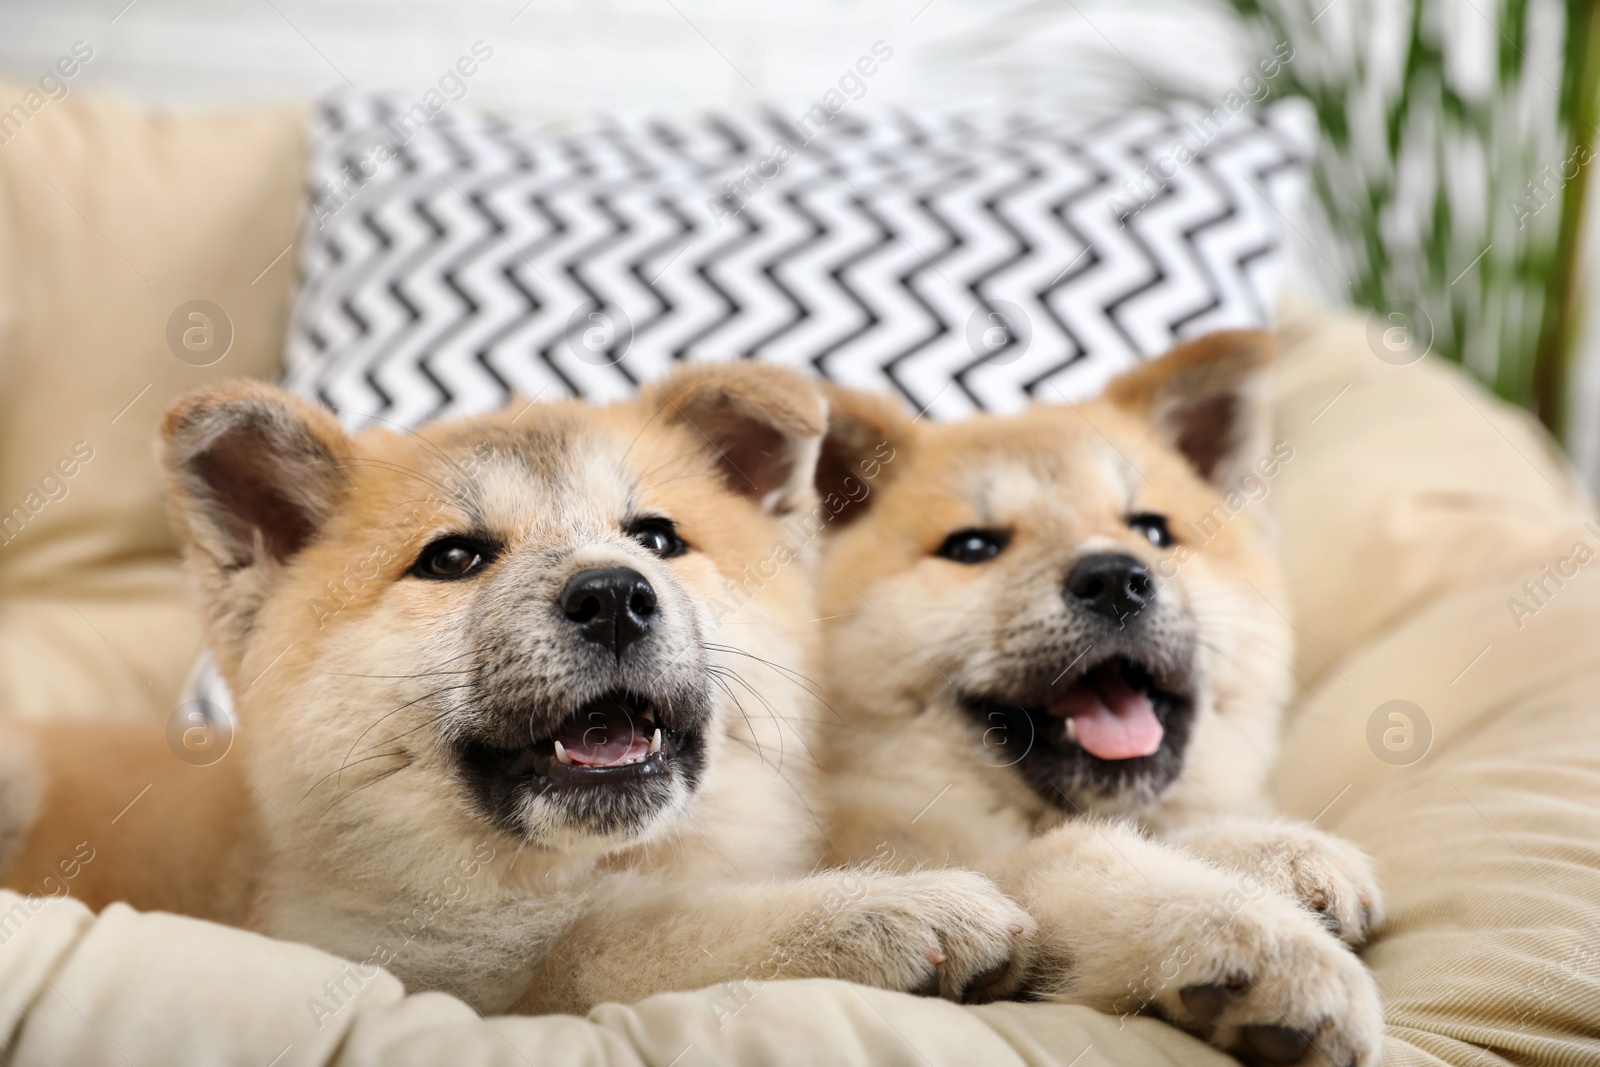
(452, 688, 712, 851)
(961, 648, 1197, 816)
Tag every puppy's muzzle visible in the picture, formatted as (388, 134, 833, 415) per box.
(560, 566, 658, 658)
(1066, 553, 1154, 626)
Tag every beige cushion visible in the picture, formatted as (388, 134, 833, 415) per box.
(1269, 301, 1600, 1064)
(0, 888, 1196, 1066)
(1275, 550, 1600, 1065)
(0, 84, 301, 720)
(1270, 296, 1589, 697)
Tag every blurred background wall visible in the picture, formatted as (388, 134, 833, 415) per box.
(3, 0, 1598, 486)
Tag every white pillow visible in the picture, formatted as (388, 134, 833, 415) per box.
(285, 95, 1312, 424)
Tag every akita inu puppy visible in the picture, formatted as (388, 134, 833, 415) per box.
(1, 364, 1034, 1014)
(816, 332, 1385, 1066)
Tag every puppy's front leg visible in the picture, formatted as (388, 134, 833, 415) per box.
(1165, 816, 1384, 947)
(991, 820, 1382, 1067)
(514, 868, 1035, 1014)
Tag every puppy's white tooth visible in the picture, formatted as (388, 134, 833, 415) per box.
(649, 728, 662, 755)
(554, 740, 574, 766)
(1064, 718, 1078, 744)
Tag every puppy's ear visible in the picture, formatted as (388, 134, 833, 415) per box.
(816, 384, 914, 528)
(161, 382, 351, 666)
(1105, 330, 1275, 488)
(649, 363, 827, 515)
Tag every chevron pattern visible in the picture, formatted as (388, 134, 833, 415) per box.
(287, 95, 1310, 427)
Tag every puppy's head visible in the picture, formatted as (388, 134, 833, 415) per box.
(820, 331, 1291, 821)
(162, 365, 824, 857)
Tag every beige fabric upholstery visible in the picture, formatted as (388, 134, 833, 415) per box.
(1267, 301, 1600, 1066)
(1282, 573, 1600, 1066)
(0, 83, 301, 720)
(1270, 298, 1591, 698)
(0, 93, 1595, 1066)
(0, 890, 1160, 1066)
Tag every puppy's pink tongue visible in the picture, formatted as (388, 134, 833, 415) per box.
(555, 703, 650, 767)
(1049, 665, 1163, 760)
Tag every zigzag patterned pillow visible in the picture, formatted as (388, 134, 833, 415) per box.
(287, 95, 1312, 426)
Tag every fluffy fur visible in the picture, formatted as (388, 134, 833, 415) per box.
(5, 363, 1038, 1014)
(816, 331, 1386, 1067)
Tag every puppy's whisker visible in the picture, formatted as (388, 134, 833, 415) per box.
(363, 707, 460, 758)
(320, 758, 415, 817)
(701, 643, 816, 676)
(706, 665, 821, 767)
(339, 683, 476, 783)
(849, 600, 993, 618)
(703, 643, 853, 724)
(327, 668, 474, 680)
(708, 673, 773, 770)
(701, 644, 825, 696)
(303, 748, 411, 803)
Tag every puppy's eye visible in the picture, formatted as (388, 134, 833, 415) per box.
(627, 517, 687, 559)
(936, 529, 1010, 564)
(1127, 512, 1174, 548)
(412, 537, 496, 580)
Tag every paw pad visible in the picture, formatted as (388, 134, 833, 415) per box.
(963, 958, 1018, 1004)
(1179, 982, 1233, 1024)
(1239, 1023, 1312, 1066)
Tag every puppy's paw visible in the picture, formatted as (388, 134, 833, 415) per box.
(1165, 901, 1384, 1067)
(1172, 819, 1384, 947)
(1077, 885, 1383, 1067)
(787, 869, 1036, 1003)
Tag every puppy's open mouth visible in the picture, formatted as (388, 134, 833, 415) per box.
(964, 651, 1196, 809)
(459, 691, 696, 789)
(1047, 657, 1177, 761)
(548, 692, 668, 775)
(454, 681, 711, 841)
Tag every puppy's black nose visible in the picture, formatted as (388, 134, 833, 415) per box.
(560, 567, 657, 656)
(1065, 553, 1154, 624)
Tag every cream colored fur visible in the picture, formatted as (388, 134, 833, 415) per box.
(817, 332, 1386, 1067)
(144, 364, 1034, 1015)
